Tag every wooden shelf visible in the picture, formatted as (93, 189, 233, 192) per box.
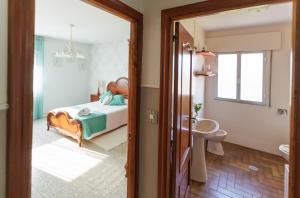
(193, 71, 216, 77)
(196, 50, 216, 57)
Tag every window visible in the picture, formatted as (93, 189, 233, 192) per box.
(217, 52, 270, 105)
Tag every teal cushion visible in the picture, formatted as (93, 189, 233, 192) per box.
(100, 91, 112, 103)
(109, 95, 125, 106)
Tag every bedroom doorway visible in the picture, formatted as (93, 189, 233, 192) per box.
(7, 0, 142, 198)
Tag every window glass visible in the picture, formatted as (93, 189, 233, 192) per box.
(217, 54, 237, 99)
(240, 53, 264, 102)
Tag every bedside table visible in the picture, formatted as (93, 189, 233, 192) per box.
(90, 94, 100, 102)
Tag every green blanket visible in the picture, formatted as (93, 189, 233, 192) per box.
(76, 112, 107, 139)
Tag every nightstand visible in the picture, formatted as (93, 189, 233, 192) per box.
(90, 94, 100, 102)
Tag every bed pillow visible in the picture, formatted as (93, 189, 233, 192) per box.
(100, 91, 112, 103)
(102, 95, 113, 105)
(124, 99, 129, 105)
(109, 95, 125, 106)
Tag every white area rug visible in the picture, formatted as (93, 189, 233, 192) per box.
(90, 126, 128, 151)
(32, 119, 127, 198)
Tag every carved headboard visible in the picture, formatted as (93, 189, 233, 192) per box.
(107, 77, 129, 98)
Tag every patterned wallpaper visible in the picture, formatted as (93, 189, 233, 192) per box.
(89, 40, 129, 94)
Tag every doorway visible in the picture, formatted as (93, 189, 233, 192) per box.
(7, 0, 142, 198)
(158, 0, 300, 198)
(32, 1, 132, 196)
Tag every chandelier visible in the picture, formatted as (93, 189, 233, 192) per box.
(55, 24, 85, 60)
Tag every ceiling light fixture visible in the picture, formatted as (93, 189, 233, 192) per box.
(55, 24, 85, 60)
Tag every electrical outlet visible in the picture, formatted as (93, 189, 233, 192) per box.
(148, 109, 158, 124)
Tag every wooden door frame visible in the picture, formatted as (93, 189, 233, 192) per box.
(158, 0, 299, 198)
(7, 0, 143, 198)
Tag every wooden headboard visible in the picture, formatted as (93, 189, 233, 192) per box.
(107, 77, 129, 98)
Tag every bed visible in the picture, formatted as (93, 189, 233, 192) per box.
(47, 77, 129, 146)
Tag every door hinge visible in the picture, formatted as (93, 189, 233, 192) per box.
(173, 35, 177, 42)
(170, 138, 174, 166)
(170, 131, 175, 159)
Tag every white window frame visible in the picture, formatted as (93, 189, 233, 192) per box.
(216, 51, 271, 106)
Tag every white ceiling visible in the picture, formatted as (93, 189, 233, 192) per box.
(35, 0, 130, 44)
(197, 2, 292, 31)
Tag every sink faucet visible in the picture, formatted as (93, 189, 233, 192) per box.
(190, 117, 197, 125)
(186, 116, 197, 124)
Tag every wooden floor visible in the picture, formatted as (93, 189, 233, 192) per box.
(191, 142, 285, 198)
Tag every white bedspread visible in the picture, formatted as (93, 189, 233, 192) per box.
(52, 101, 128, 139)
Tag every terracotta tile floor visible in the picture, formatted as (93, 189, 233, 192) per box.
(191, 142, 285, 198)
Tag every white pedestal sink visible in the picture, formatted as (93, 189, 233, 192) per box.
(191, 119, 219, 183)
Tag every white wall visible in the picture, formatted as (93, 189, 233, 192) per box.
(0, 0, 7, 196)
(0, 0, 7, 106)
(204, 23, 292, 155)
(139, 1, 206, 197)
(42, 37, 91, 114)
(121, 0, 144, 13)
(142, 0, 206, 88)
(180, 19, 206, 117)
(89, 40, 129, 94)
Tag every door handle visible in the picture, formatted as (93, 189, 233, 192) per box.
(186, 116, 196, 121)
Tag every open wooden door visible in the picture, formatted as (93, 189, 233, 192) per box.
(171, 22, 194, 198)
